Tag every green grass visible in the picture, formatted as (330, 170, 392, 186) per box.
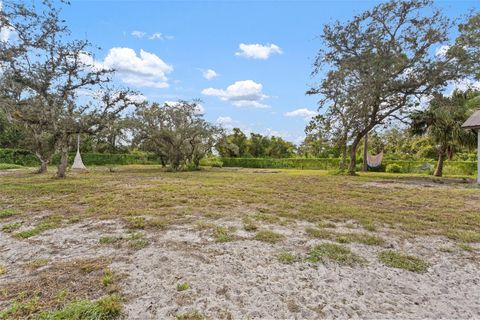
(254, 230, 284, 243)
(213, 226, 235, 243)
(26, 258, 50, 269)
(0, 163, 22, 170)
(458, 243, 476, 252)
(305, 227, 384, 246)
(0, 264, 5, 275)
(276, 251, 298, 264)
(0, 209, 17, 219)
(378, 250, 430, 273)
(242, 216, 258, 231)
(307, 243, 366, 266)
(176, 310, 207, 320)
(37, 295, 121, 320)
(14, 221, 59, 239)
(102, 268, 114, 287)
(176, 282, 190, 292)
(2, 221, 22, 233)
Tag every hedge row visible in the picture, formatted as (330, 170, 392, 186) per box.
(219, 157, 477, 176)
(0, 148, 159, 166)
(1, 148, 476, 176)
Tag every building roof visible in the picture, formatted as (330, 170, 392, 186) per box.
(462, 109, 480, 130)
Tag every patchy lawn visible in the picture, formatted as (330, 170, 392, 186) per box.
(0, 165, 479, 319)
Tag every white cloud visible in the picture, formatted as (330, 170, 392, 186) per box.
(149, 32, 174, 40)
(103, 47, 173, 88)
(202, 69, 218, 80)
(202, 80, 270, 108)
(216, 116, 234, 126)
(284, 108, 317, 119)
(435, 45, 450, 57)
(235, 43, 282, 60)
(149, 32, 163, 40)
(131, 30, 146, 38)
(450, 78, 480, 93)
(0, 26, 11, 42)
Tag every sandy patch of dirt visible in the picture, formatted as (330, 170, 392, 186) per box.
(1, 218, 479, 319)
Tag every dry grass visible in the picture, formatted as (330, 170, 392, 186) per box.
(0, 258, 117, 319)
(0, 166, 479, 242)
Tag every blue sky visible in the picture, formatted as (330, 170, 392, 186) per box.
(62, 0, 478, 144)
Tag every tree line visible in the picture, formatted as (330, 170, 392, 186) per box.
(1, 0, 479, 178)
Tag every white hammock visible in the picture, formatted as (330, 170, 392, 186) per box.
(71, 134, 87, 170)
(367, 150, 384, 168)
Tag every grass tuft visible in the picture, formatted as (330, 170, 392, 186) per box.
(254, 230, 284, 243)
(213, 226, 235, 243)
(176, 310, 207, 320)
(15, 221, 59, 239)
(2, 222, 22, 233)
(176, 282, 189, 292)
(276, 251, 298, 264)
(0, 209, 17, 219)
(242, 216, 258, 231)
(447, 230, 480, 243)
(378, 250, 430, 273)
(37, 294, 121, 320)
(307, 243, 366, 266)
(305, 227, 384, 246)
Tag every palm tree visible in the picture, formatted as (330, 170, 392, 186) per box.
(410, 90, 479, 177)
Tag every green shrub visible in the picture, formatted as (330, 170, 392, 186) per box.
(199, 157, 223, 167)
(0, 163, 22, 170)
(386, 163, 403, 173)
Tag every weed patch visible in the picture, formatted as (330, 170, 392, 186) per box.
(378, 250, 430, 273)
(307, 243, 366, 266)
(254, 230, 284, 243)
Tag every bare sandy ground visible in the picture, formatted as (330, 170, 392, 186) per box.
(1, 217, 479, 319)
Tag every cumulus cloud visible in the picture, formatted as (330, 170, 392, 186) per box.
(202, 69, 218, 80)
(103, 47, 173, 88)
(284, 108, 317, 119)
(131, 30, 146, 38)
(202, 80, 270, 108)
(235, 43, 282, 60)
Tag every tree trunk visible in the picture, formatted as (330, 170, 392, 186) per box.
(362, 134, 368, 172)
(56, 136, 70, 178)
(348, 139, 360, 175)
(34, 153, 49, 174)
(434, 150, 445, 177)
(339, 132, 348, 170)
(36, 160, 49, 174)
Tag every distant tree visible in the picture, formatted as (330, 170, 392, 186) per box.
(133, 101, 222, 170)
(309, 0, 462, 174)
(248, 133, 270, 158)
(410, 90, 479, 176)
(266, 136, 296, 158)
(216, 128, 248, 157)
(0, 0, 134, 177)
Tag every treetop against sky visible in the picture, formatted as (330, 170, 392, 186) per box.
(55, 0, 479, 143)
